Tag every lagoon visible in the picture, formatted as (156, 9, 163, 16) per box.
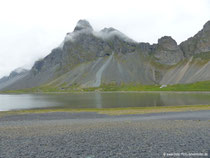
(0, 92, 210, 111)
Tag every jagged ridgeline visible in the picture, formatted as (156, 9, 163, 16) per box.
(1, 20, 210, 91)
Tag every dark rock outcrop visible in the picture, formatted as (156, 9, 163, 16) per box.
(153, 36, 184, 65)
(180, 21, 210, 57)
(73, 19, 93, 32)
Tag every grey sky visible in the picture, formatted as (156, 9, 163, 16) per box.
(0, 0, 210, 78)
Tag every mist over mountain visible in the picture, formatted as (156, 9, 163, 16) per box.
(0, 68, 29, 90)
(1, 20, 210, 91)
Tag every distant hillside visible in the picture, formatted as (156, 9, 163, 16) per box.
(0, 68, 29, 90)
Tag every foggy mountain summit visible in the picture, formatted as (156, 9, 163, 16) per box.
(73, 19, 93, 32)
(64, 20, 136, 44)
(1, 19, 210, 91)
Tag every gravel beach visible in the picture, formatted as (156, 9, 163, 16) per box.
(0, 111, 210, 158)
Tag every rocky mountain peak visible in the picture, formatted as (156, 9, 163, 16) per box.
(203, 20, 210, 31)
(158, 36, 177, 46)
(154, 36, 184, 65)
(74, 19, 93, 32)
(63, 20, 94, 43)
(158, 36, 178, 51)
(180, 20, 210, 57)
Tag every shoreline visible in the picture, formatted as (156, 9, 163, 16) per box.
(1, 105, 210, 117)
(1, 110, 210, 122)
(1, 90, 210, 95)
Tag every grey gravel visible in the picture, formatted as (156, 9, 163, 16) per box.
(0, 111, 210, 158)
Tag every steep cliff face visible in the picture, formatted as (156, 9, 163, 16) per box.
(1, 20, 210, 91)
(180, 21, 210, 57)
(152, 36, 184, 65)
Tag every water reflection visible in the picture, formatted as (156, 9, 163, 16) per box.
(94, 93, 102, 108)
(0, 92, 210, 111)
(0, 94, 60, 111)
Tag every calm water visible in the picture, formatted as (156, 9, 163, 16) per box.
(0, 92, 210, 111)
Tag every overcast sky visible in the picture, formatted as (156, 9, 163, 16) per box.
(0, 0, 210, 78)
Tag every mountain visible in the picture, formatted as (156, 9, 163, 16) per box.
(1, 20, 210, 91)
(180, 21, 210, 57)
(0, 68, 29, 90)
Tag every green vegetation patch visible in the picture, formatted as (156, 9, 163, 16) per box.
(83, 81, 210, 92)
(1, 80, 210, 94)
(0, 105, 210, 117)
(162, 80, 210, 91)
(83, 83, 161, 91)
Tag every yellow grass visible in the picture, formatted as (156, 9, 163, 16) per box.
(0, 105, 210, 117)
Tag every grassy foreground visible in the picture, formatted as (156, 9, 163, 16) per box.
(0, 105, 210, 117)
